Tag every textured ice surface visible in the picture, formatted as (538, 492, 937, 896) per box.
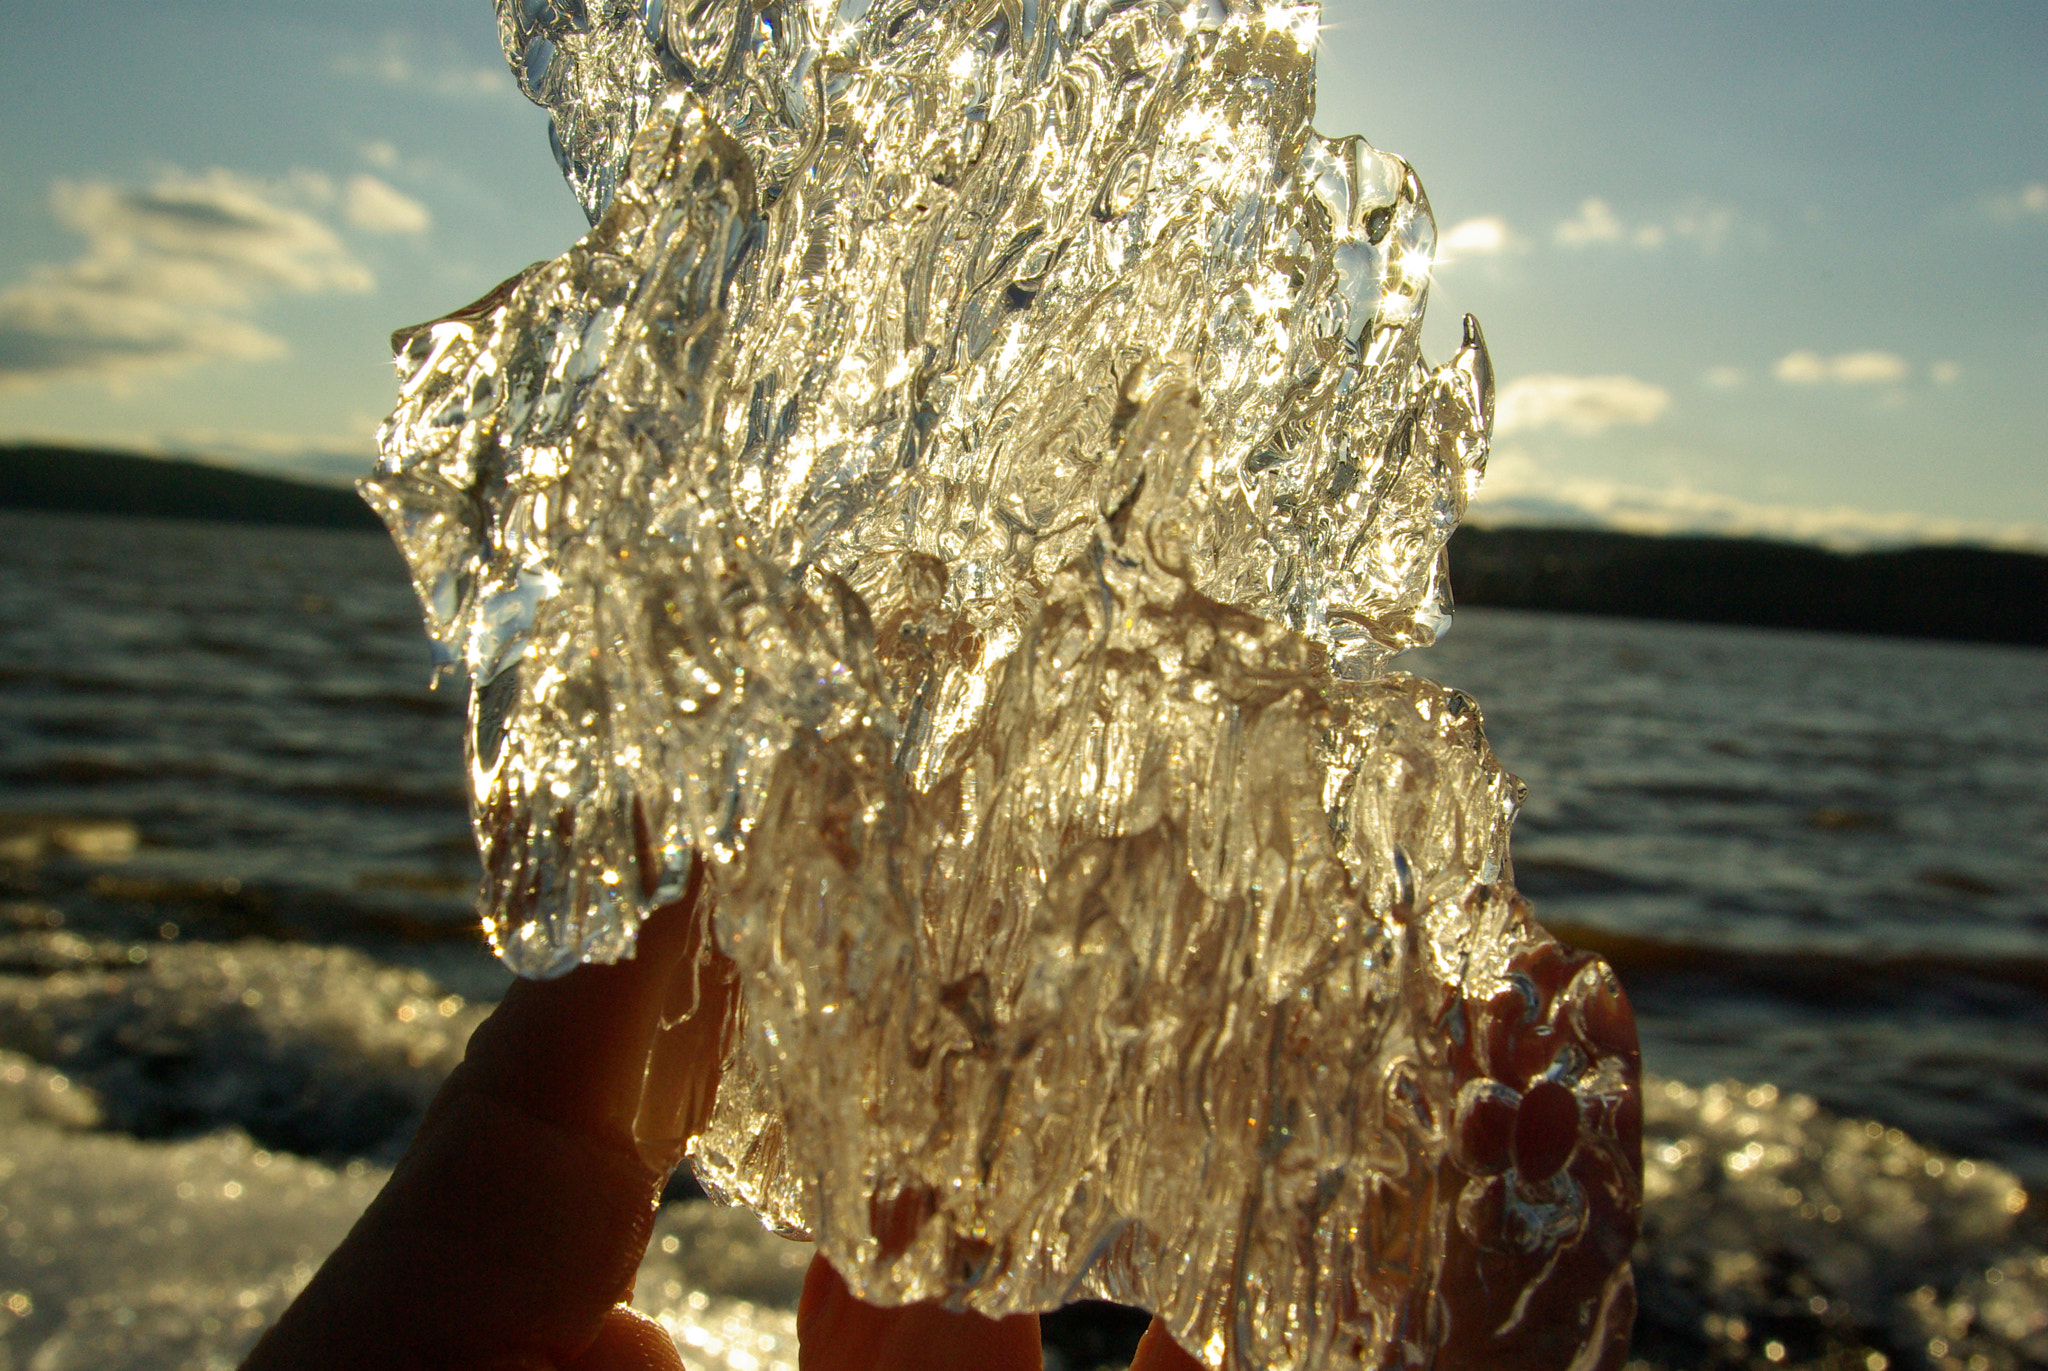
(361, 0, 1644, 1365)
(368, 0, 1490, 969)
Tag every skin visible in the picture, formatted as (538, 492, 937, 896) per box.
(240, 883, 1202, 1371)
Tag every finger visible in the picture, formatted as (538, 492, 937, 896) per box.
(459, 860, 718, 1149)
(628, 930, 739, 1174)
(562, 1307, 688, 1371)
(1128, 1317, 1204, 1371)
(796, 1255, 1040, 1371)
(245, 868, 732, 1371)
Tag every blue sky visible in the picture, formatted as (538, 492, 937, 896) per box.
(2, 1, 2043, 547)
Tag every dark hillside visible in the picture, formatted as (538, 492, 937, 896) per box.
(5, 444, 2042, 647)
(1, 445, 380, 531)
(1447, 525, 2048, 648)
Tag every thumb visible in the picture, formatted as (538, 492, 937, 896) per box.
(796, 1255, 1040, 1371)
(563, 1307, 687, 1371)
(243, 872, 728, 1371)
(1128, 1318, 1203, 1371)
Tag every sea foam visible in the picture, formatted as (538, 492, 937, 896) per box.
(0, 930, 2038, 1370)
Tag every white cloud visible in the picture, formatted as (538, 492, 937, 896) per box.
(331, 34, 512, 101)
(354, 141, 443, 186)
(1435, 215, 1516, 263)
(1984, 181, 2048, 222)
(1554, 197, 1625, 248)
(1702, 366, 1747, 389)
(1662, 204, 1737, 251)
(51, 172, 368, 303)
(1554, 197, 1738, 252)
(1494, 373, 1671, 437)
(286, 170, 337, 207)
(0, 170, 371, 390)
(345, 174, 431, 235)
(1773, 350, 1910, 386)
(1469, 456, 2048, 552)
(1931, 360, 1962, 386)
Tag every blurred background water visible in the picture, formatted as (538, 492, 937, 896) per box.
(3, 506, 2046, 1370)
(1410, 597, 2048, 1191)
(7, 507, 2042, 1184)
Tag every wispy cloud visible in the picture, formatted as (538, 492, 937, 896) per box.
(1470, 461, 2048, 553)
(1984, 181, 2048, 223)
(1495, 374, 1671, 437)
(331, 33, 513, 101)
(1554, 197, 1629, 247)
(1773, 350, 1910, 385)
(0, 170, 372, 391)
(1434, 215, 1518, 264)
(345, 175, 432, 235)
(1553, 197, 1738, 252)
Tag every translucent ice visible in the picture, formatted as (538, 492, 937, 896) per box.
(364, 0, 1636, 1365)
(369, 0, 1489, 965)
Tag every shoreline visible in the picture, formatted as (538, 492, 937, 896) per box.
(6, 445, 2045, 648)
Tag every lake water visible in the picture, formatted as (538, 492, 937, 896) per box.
(6, 508, 2042, 1179)
(1408, 592, 2048, 1190)
(2, 507, 2045, 1370)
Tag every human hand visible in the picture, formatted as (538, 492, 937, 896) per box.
(241, 879, 1199, 1371)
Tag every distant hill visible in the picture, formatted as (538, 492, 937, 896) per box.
(4, 443, 2042, 647)
(1448, 525, 2047, 649)
(1, 444, 380, 531)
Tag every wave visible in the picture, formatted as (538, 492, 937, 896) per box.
(2, 755, 468, 809)
(0, 929, 2039, 1371)
(1550, 919, 2048, 996)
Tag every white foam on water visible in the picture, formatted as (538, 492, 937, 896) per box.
(0, 1058, 810, 1371)
(0, 1050, 378, 1371)
(1635, 1078, 2048, 1369)
(0, 934, 2039, 1371)
(0, 932, 811, 1371)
